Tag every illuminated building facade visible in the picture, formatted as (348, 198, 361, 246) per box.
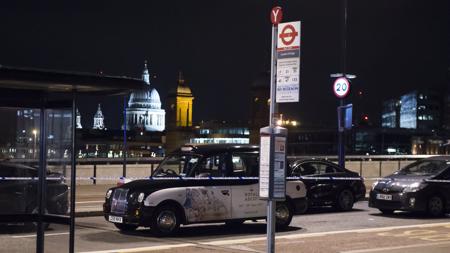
(397, 90, 441, 131)
(381, 99, 400, 128)
(190, 120, 250, 144)
(126, 62, 165, 132)
(76, 108, 82, 129)
(16, 109, 72, 159)
(92, 104, 106, 130)
(167, 72, 194, 128)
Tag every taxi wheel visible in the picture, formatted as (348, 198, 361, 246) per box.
(428, 195, 444, 217)
(225, 219, 245, 227)
(379, 209, 394, 215)
(151, 204, 180, 236)
(334, 189, 354, 211)
(275, 201, 293, 230)
(114, 223, 138, 232)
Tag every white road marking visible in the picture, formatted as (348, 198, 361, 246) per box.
(204, 221, 450, 246)
(11, 232, 70, 238)
(78, 222, 450, 253)
(340, 241, 450, 253)
(78, 243, 197, 253)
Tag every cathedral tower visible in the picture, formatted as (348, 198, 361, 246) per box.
(93, 104, 105, 130)
(76, 108, 83, 129)
(167, 72, 194, 128)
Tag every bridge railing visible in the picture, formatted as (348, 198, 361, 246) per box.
(3, 155, 437, 185)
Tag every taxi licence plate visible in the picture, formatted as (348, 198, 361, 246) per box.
(108, 215, 123, 223)
(376, 194, 392, 201)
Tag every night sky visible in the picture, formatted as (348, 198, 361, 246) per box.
(0, 0, 448, 129)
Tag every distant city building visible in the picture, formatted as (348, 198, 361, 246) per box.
(76, 108, 82, 129)
(16, 109, 71, 159)
(93, 104, 105, 130)
(381, 99, 400, 128)
(125, 61, 165, 132)
(167, 72, 194, 128)
(444, 92, 450, 131)
(190, 120, 250, 144)
(76, 128, 165, 158)
(398, 90, 441, 130)
(287, 127, 338, 155)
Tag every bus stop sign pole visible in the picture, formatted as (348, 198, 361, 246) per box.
(259, 7, 287, 253)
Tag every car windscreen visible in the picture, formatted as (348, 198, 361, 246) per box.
(152, 154, 201, 177)
(395, 159, 449, 176)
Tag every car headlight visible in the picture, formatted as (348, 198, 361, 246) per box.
(371, 181, 379, 191)
(403, 182, 425, 193)
(106, 189, 113, 199)
(137, 192, 145, 203)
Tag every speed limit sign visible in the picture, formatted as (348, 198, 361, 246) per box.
(333, 77, 350, 98)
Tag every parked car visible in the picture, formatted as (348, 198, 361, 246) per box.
(369, 156, 450, 217)
(0, 162, 69, 221)
(103, 144, 307, 236)
(288, 159, 366, 211)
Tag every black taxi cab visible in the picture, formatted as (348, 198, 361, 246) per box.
(103, 144, 307, 236)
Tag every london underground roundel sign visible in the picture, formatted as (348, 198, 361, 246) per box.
(333, 77, 350, 98)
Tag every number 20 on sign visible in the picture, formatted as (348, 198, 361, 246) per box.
(333, 77, 350, 98)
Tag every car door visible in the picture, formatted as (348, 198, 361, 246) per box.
(434, 166, 450, 210)
(0, 165, 28, 214)
(295, 161, 343, 205)
(184, 153, 231, 222)
(230, 152, 265, 219)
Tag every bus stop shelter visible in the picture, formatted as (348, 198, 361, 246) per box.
(0, 65, 148, 253)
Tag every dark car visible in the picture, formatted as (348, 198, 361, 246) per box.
(369, 156, 450, 217)
(288, 159, 366, 212)
(103, 144, 307, 236)
(0, 162, 69, 218)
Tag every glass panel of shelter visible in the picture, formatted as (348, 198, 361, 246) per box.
(44, 108, 71, 253)
(0, 107, 72, 253)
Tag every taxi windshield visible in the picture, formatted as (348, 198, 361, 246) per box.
(152, 154, 201, 177)
(395, 160, 448, 176)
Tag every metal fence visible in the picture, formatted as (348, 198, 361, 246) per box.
(3, 155, 439, 185)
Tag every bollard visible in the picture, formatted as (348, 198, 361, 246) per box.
(93, 164, 97, 185)
(379, 160, 382, 177)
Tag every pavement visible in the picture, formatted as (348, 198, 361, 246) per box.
(3, 201, 450, 253)
(75, 184, 112, 216)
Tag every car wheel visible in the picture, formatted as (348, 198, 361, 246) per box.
(275, 201, 293, 230)
(225, 219, 245, 227)
(151, 204, 180, 236)
(379, 209, 394, 215)
(296, 199, 308, 214)
(114, 223, 138, 232)
(428, 195, 444, 217)
(334, 189, 354, 211)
